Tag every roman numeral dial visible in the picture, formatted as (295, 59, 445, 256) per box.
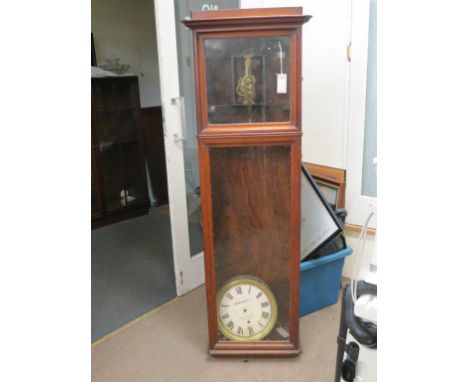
(217, 276, 277, 341)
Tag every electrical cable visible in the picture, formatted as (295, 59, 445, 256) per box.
(351, 209, 374, 303)
(352, 213, 371, 302)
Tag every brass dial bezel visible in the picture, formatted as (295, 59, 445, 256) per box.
(217, 275, 278, 341)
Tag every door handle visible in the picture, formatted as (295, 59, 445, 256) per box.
(170, 96, 187, 142)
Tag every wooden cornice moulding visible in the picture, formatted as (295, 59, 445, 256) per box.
(192, 7, 303, 19)
(183, 7, 312, 30)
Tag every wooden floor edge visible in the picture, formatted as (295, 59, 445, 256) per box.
(91, 296, 179, 347)
(344, 223, 376, 235)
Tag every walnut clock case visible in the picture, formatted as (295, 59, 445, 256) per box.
(183, 7, 311, 358)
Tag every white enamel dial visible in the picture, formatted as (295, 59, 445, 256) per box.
(217, 276, 278, 341)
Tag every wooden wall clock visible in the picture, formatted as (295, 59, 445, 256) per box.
(183, 7, 311, 358)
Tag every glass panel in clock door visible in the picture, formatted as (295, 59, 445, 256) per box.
(204, 36, 291, 125)
(91, 142, 100, 217)
(210, 145, 291, 342)
(91, 165, 98, 215)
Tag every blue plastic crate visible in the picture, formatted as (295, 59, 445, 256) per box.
(300, 247, 352, 316)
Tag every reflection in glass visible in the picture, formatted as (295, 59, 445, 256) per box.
(184, 144, 203, 257)
(91, 167, 98, 214)
(175, 2, 205, 257)
(317, 181, 339, 210)
(204, 36, 291, 124)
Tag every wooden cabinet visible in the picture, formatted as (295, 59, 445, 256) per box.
(91, 76, 149, 229)
(184, 7, 311, 358)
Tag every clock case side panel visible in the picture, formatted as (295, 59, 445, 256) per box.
(197, 135, 302, 358)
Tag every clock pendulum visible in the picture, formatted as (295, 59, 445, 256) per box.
(236, 53, 256, 105)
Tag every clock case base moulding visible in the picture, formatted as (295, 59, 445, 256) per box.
(209, 343, 302, 358)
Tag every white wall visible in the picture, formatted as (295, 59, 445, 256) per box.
(241, 0, 350, 168)
(343, 229, 375, 279)
(241, 1, 376, 278)
(92, 0, 161, 107)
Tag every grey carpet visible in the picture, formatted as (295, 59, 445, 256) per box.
(92, 285, 342, 382)
(92, 205, 177, 342)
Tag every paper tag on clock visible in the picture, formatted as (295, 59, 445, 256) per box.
(277, 73, 287, 94)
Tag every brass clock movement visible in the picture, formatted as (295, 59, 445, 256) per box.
(236, 54, 256, 105)
(183, 7, 311, 358)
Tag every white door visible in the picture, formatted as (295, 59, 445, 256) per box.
(346, 0, 377, 229)
(153, 0, 202, 296)
(153, 0, 239, 295)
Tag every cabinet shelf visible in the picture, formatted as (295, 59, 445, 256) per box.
(95, 106, 135, 113)
(96, 137, 140, 147)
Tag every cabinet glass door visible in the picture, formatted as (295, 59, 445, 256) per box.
(99, 143, 126, 211)
(121, 141, 147, 206)
(92, 77, 148, 214)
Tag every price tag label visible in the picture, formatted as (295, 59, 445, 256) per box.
(277, 73, 287, 94)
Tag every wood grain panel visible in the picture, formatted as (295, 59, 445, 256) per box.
(210, 146, 291, 338)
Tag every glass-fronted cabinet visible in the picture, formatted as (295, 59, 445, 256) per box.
(91, 76, 149, 229)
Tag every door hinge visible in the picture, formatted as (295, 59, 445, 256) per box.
(180, 271, 184, 285)
(347, 42, 352, 62)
